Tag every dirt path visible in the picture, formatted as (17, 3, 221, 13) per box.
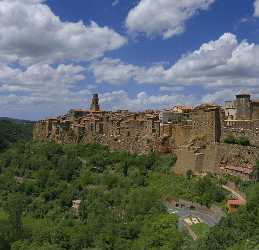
(222, 185, 246, 204)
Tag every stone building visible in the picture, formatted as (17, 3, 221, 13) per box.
(159, 105, 192, 125)
(224, 101, 237, 121)
(225, 93, 259, 122)
(223, 93, 259, 147)
(33, 93, 259, 180)
(192, 104, 222, 144)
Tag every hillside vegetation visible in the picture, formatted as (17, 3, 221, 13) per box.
(0, 142, 226, 250)
(0, 124, 258, 249)
(0, 120, 33, 152)
(191, 182, 259, 250)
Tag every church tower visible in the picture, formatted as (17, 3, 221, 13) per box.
(90, 94, 100, 112)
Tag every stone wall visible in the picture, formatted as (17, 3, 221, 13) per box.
(171, 125, 192, 147)
(173, 143, 259, 180)
(33, 99, 259, 180)
(33, 112, 169, 154)
(191, 105, 222, 144)
(33, 105, 221, 155)
(222, 126, 259, 147)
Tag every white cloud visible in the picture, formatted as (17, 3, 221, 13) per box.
(0, 0, 128, 119)
(254, 0, 259, 17)
(166, 33, 259, 88)
(91, 33, 259, 94)
(201, 89, 238, 103)
(100, 90, 196, 111)
(0, 0, 127, 65)
(0, 63, 91, 113)
(0, 63, 85, 92)
(89, 58, 139, 85)
(125, 0, 215, 39)
(89, 57, 169, 85)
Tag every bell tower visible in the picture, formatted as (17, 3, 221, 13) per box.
(90, 94, 100, 112)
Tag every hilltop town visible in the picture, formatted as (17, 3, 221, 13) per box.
(33, 93, 259, 180)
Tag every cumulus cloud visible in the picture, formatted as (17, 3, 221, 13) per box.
(125, 0, 215, 39)
(100, 90, 196, 111)
(91, 33, 259, 92)
(0, 0, 127, 65)
(166, 33, 259, 88)
(90, 58, 139, 85)
(0, 63, 91, 116)
(254, 0, 259, 17)
(89, 57, 169, 85)
(0, 63, 85, 92)
(0, 0, 128, 118)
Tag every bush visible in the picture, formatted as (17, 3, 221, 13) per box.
(224, 136, 250, 146)
(224, 136, 236, 145)
(237, 136, 250, 146)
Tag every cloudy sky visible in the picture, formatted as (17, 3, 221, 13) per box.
(0, 0, 259, 120)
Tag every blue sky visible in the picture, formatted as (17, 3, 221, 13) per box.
(0, 0, 259, 120)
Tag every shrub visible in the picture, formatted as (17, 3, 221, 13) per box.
(224, 136, 250, 146)
(224, 136, 236, 144)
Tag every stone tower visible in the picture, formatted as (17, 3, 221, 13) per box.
(90, 94, 100, 112)
(192, 104, 221, 144)
(236, 94, 251, 120)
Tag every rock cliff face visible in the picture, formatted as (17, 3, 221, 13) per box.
(174, 144, 258, 180)
(33, 96, 259, 180)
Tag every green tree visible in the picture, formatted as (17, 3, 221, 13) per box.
(135, 214, 183, 250)
(4, 194, 26, 241)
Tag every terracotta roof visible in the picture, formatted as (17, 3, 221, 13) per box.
(227, 199, 244, 206)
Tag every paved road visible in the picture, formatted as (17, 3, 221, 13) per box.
(167, 207, 219, 226)
(165, 203, 224, 240)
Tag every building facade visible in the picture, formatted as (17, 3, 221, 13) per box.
(33, 93, 259, 180)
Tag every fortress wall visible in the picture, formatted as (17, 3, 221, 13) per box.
(173, 145, 219, 175)
(173, 146, 197, 175)
(191, 106, 221, 144)
(173, 143, 259, 180)
(252, 104, 259, 120)
(215, 144, 259, 167)
(33, 121, 50, 141)
(33, 98, 259, 180)
(222, 126, 259, 147)
(171, 125, 192, 146)
(202, 144, 220, 173)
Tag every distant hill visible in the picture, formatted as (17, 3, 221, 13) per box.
(0, 117, 34, 124)
(0, 119, 33, 152)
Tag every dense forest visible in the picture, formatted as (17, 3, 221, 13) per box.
(0, 120, 33, 152)
(0, 123, 258, 249)
(0, 141, 227, 250)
